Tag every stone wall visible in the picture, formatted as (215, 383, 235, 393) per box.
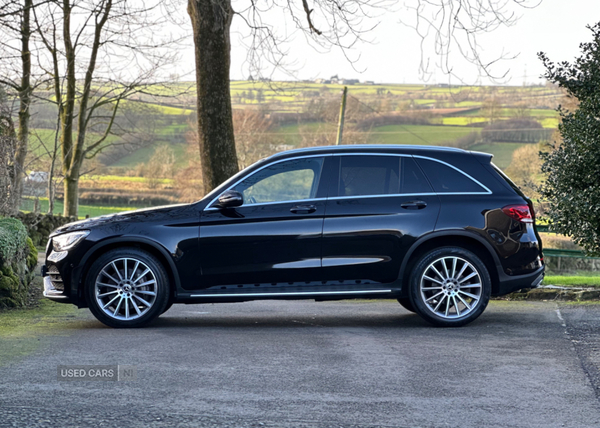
(0, 218, 38, 308)
(12, 212, 78, 248)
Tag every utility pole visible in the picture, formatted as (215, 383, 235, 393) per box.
(336, 86, 348, 145)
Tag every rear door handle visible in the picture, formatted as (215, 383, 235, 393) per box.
(401, 200, 427, 210)
(290, 204, 317, 214)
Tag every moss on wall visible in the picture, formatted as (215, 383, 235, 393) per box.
(0, 218, 38, 309)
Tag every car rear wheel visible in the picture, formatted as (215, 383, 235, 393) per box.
(86, 248, 169, 328)
(409, 247, 491, 327)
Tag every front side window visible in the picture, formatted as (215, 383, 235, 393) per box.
(339, 155, 400, 197)
(232, 157, 324, 205)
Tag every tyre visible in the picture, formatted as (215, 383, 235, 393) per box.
(397, 298, 416, 313)
(161, 300, 174, 315)
(86, 248, 170, 328)
(408, 247, 491, 327)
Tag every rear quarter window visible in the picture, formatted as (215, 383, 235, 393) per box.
(415, 157, 488, 194)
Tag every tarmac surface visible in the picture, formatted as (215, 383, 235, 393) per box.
(1, 299, 599, 428)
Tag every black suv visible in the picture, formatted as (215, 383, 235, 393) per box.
(42, 145, 544, 328)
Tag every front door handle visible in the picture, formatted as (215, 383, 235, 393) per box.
(290, 204, 317, 214)
(401, 200, 427, 210)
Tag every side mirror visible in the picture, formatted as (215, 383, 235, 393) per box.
(215, 190, 243, 208)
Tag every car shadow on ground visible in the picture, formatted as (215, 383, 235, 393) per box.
(151, 312, 453, 330)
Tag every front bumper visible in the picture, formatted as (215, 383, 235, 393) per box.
(42, 276, 70, 302)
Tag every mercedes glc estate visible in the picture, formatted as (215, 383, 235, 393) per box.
(42, 145, 544, 328)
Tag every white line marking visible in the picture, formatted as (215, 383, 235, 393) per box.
(555, 307, 567, 328)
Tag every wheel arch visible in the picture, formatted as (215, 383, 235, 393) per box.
(398, 231, 502, 296)
(73, 237, 180, 305)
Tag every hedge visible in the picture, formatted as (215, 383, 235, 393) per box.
(0, 217, 38, 308)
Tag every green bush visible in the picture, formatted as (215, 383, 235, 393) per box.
(539, 23, 600, 256)
(0, 217, 38, 309)
(0, 217, 28, 265)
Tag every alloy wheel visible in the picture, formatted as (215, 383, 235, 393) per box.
(419, 256, 482, 320)
(94, 257, 158, 321)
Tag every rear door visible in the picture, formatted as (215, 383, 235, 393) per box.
(321, 154, 441, 285)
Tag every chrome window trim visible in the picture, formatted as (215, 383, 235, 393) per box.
(205, 197, 327, 211)
(327, 192, 490, 202)
(204, 151, 492, 212)
(411, 154, 492, 195)
(333, 152, 491, 195)
(204, 154, 331, 211)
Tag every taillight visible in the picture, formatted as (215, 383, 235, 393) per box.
(502, 204, 533, 223)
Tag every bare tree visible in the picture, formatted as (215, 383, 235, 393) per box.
(143, 144, 176, 189)
(233, 110, 274, 169)
(400, 0, 543, 82)
(0, 0, 37, 213)
(0, 91, 18, 216)
(31, 0, 182, 216)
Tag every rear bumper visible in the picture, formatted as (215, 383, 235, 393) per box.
(495, 265, 545, 296)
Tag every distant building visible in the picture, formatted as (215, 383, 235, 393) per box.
(26, 171, 48, 183)
(24, 171, 48, 197)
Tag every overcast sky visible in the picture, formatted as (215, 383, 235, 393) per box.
(176, 0, 600, 86)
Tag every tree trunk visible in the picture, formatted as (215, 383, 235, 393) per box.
(187, 0, 239, 193)
(13, 0, 33, 214)
(64, 174, 79, 217)
(61, 0, 77, 217)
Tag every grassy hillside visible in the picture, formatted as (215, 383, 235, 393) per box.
(367, 125, 475, 146)
(469, 142, 526, 169)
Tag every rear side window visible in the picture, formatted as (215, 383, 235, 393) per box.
(415, 157, 487, 193)
(339, 156, 399, 196)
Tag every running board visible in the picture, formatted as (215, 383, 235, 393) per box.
(189, 289, 393, 298)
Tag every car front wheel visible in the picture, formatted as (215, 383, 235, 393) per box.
(409, 247, 491, 327)
(86, 248, 169, 328)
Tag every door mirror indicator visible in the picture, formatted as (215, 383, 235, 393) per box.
(216, 190, 244, 208)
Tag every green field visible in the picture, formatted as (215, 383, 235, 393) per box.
(20, 197, 144, 219)
(469, 142, 526, 169)
(439, 117, 487, 126)
(367, 125, 476, 146)
(110, 142, 189, 169)
(99, 124, 523, 170)
(543, 275, 600, 287)
(270, 122, 337, 146)
(80, 174, 173, 184)
(28, 129, 122, 159)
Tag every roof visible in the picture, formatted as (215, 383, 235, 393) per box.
(269, 144, 468, 160)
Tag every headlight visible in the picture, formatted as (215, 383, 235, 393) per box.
(52, 231, 90, 252)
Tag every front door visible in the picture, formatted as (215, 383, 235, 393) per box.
(196, 156, 329, 290)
